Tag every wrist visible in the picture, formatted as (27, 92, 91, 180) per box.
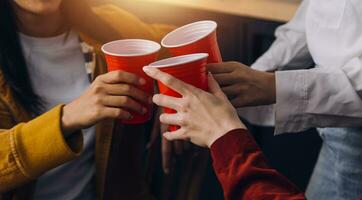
(61, 105, 78, 137)
(262, 72, 276, 104)
(207, 120, 246, 148)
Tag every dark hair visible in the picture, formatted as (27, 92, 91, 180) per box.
(0, 0, 44, 115)
(0, 0, 120, 115)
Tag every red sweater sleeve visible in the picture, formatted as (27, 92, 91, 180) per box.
(210, 129, 306, 200)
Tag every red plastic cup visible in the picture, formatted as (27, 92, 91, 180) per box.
(147, 53, 209, 131)
(161, 21, 222, 64)
(101, 39, 161, 124)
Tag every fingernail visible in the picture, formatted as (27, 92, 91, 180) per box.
(139, 78, 146, 85)
(143, 66, 150, 73)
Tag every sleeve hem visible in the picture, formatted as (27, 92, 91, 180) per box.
(9, 129, 31, 178)
(210, 129, 259, 171)
(12, 105, 83, 178)
(274, 70, 309, 134)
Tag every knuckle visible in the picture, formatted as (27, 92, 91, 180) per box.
(179, 119, 186, 127)
(122, 84, 132, 93)
(188, 90, 198, 99)
(178, 114, 187, 126)
(114, 109, 123, 117)
(94, 76, 102, 82)
(120, 96, 131, 105)
(116, 71, 125, 80)
(193, 89, 202, 97)
(93, 96, 103, 105)
(116, 70, 124, 76)
(183, 96, 192, 103)
(164, 76, 174, 85)
(92, 107, 102, 117)
(179, 101, 190, 112)
(92, 84, 103, 93)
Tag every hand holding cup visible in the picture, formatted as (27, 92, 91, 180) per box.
(143, 67, 245, 147)
(62, 70, 150, 135)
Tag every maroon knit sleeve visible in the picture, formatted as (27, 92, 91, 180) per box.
(210, 129, 306, 200)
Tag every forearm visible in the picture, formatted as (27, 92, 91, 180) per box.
(275, 60, 362, 134)
(0, 105, 83, 193)
(239, 0, 312, 126)
(210, 129, 305, 200)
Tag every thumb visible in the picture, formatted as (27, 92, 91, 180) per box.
(208, 72, 228, 100)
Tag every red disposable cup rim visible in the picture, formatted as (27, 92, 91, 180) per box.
(146, 53, 209, 69)
(161, 21, 217, 48)
(101, 39, 161, 57)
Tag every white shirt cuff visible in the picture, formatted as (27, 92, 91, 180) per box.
(274, 70, 311, 134)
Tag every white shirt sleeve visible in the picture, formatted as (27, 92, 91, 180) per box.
(275, 57, 362, 134)
(238, 0, 313, 127)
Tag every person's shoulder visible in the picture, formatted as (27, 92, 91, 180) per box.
(90, 3, 156, 40)
(91, 4, 136, 19)
(90, 3, 150, 32)
(90, 4, 175, 42)
(81, 4, 175, 57)
(79, 3, 147, 50)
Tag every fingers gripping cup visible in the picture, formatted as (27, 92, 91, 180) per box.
(161, 21, 222, 64)
(101, 39, 161, 124)
(147, 53, 209, 131)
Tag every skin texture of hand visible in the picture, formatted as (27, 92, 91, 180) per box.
(61, 70, 151, 135)
(143, 67, 246, 148)
(207, 62, 276, 108)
